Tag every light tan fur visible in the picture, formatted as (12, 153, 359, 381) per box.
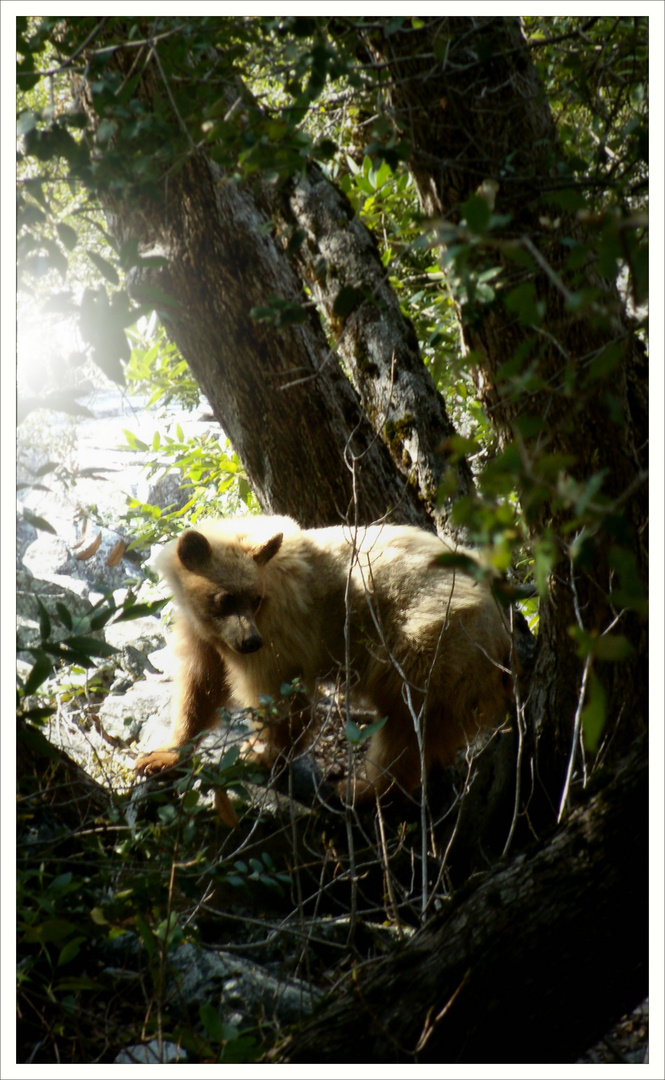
(135, 517, 514, 805)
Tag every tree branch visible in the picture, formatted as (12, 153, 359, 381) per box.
(272, 741, 647, 1064)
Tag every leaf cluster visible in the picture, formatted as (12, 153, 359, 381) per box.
(17, 717, 271, 1063)
(121, 420, 258, 550)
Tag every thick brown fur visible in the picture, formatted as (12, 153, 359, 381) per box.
(135, 517, 514, 805)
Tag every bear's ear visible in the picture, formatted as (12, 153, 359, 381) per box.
(253, 532, 283, 566)
(177, 530, 212, 572)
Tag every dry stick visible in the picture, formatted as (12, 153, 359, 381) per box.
(503, 603, 527, 856)
(558, 553, 626, 822)
(342, 461, 362, 946)
(413, 970, 470, 1055)
(374, 799, 403, 933)
(558, 552, 589, 822)
(558, 653, 592, 824)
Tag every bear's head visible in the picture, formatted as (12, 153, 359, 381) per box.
(172, 529, 283, 655)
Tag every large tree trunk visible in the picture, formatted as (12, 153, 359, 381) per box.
(359, 15, 648, 807)
(256, 162, 474, 538)
(111, 151, 429, 531)
(91, 41, 471, 536)
(272, 739, 647, 1064)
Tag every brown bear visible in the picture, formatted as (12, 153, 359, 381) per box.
(135, 516, 514, 805)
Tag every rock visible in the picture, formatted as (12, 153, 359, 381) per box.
(115, 1040, 187, 1064)
(21, 528, 139, 596)
(22, 533, 81, 581)
(166, 942, 322, 1030)
(104, 615, 166, 653)
(146, 469, 191, 512)
(99, 678, 173, 745)
(16, 510, 37, 568)
(16, 566, 93, 651)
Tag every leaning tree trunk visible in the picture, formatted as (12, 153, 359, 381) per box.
(272, 740, 647, 1064)
(110, 151, 428, 532)
(360, 15, 648, 811)
(82, 40, 471, 538)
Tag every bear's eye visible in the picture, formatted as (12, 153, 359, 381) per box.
(250, 595, 262, 613)
(213, 593, 238, 617)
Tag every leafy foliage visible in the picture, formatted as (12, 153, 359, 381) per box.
(121, 423, 258, 550)
(17, 715, 273, 1064)
(15, 15, 649, 1064)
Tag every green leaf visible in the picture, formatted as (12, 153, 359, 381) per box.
(345, 716, 386, 745)
(432, 552, 480, 577)
(200, 1003, 225, 1043)
(86, 249, 119, 286)
(368, 158, 392, 191)
(442, 435, 481, 459)
(132, 284, 180, 310)
(581, 673, 606, 752)
(22, 507, 57, 534)
(20, 705, 57, 720)
(589, 341, 624, 381)
(548, 188, 587, 212)
(36, 596, 52, 640)
(56, 222, 78, 251)
(33, 460, 59, 477)
(226, 874, 246, 888)
(53, 976, 98, 989)
(66, 636, 118, 658)
(218, 745, 240, 772)
(89, 606, 116, 631)
(504, 282, 545, 326)
(591, 635, 633, 662)
(17, 110, 37, 136)
(123, 429, 150, 451)
(96, 118, 118, 144)
(22, 654, 53, 696)
(22, 917, 80, 945)
(57, 936, 86, 967)
(54, 976, 99, 993)
(533, 537, 557, 595)
(462, 194, 492, 234)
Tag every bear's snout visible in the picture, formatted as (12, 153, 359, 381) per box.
(236, 633, 263, 654)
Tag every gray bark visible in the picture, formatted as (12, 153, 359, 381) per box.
(257, 164, 474, 539)
(114, 152, 431, 531)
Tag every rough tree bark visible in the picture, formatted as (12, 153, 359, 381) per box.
(356, 14, 648, 801)
(272, 740, 647, 1064)
(111, 152, 429, 531)
(89, 42, 471, 536)
(256, 162, 474, 538)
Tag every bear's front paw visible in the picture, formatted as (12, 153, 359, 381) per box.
(134, 748, 181, 776)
